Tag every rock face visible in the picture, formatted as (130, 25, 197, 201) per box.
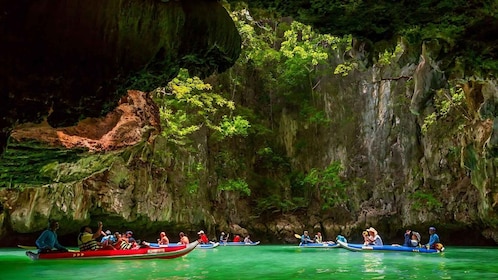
(11, 90, 161, 152)
(0, 0, 241, 154)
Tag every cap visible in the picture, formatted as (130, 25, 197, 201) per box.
(126, 230, 133, 235)
(429, 226, 436, 231)
(105, 230, 112, 235)
(197, 230, 204, 234)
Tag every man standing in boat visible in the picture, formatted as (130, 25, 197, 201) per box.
(35, 220, 68, 253)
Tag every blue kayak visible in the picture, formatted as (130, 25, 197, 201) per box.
(298, 242, 339, 248)
(336, 240, 443, 253)
(148, 242, 220, 249)
(219, 241, 260, 246)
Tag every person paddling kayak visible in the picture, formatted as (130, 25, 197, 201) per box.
(35, 220, 68, 253)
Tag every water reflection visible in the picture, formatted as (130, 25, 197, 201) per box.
(362, 253, 385, 274)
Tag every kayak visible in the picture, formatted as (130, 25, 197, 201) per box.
(336, 240, 443, 253)
(148, 242, 220, 249)
(298, 242, 339, 248)
(18, 245, 78, 253)
(24, 241, 198, 260)
(219, 241, 260, 246)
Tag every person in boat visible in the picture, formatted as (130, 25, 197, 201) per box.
(314, 232, 323, 243)
(198, 230, 209, 244)
(233, 235, 241, 242)
(100, 230, 116, 246)
(425, 226, 440, 249)
(78, 221, 114, 251)
(219, 232, 228, 244)
(124, 230, 139, 248)
(400, 229, 421, 247)
(301, 231, 313, 244)
(179, 232, 189, 245)
(157, 232, 169, 245)
(411, 231, 421, 247)
(35, 220, 68, 253)
(113, 232, 132, 250)
(364, 227, 383, 246)
(244, 235, 253, 244)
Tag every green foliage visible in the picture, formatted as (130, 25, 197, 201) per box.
(186, 162, 204, 194)
(255, 194, 306, 213)
(219, 115, 251, 137)
(422, 86, 466, 134)
(302, 161, 347, 210)
(153, 69, 250, 146)
(411, 191, 443, 210)
(0, 141, 86, 186)
(377, 42, 405, 66)
(218, 178, 251, 196)
(334, 61, 355, 77)
(300, 102, 331, 126)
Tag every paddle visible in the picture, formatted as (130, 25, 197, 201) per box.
(294, 233, 301, 239)
(18, 245, 78, 253)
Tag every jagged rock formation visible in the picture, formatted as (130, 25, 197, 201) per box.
(11, 90, 160, 152)
(0, 0, 241, 154)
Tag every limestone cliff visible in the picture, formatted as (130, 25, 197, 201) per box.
(0, 0, 241, 154)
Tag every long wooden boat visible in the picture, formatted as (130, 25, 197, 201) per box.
(298, 242, 339, 248)
(336, 240, 443, 253)
(148, 242, 220, 249)
(24, 241, 198, 260)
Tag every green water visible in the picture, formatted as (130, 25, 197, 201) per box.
(1, 246, 497, 279)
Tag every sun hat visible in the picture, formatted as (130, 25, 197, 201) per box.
(429, 226, 436, 231)
(126, 230, 133, 235)
(366, 227, 377, 234)
(198, 230, 204, 234)
(105, 230, 112, 235)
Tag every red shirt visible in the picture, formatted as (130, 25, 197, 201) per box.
(200, 234, 209, 244)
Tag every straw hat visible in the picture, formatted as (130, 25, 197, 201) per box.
(366, 227, 378, 234)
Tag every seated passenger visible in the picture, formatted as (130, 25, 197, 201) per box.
(78, 221, 114, 251)
(233, 235, 241, 242)
(113, 232, 132, 250)
(35, 220, 68, 253)
(244, 235, 253, 244)
(198, 230, 209, 244)
(364, 227, 383, 246)
(300, 231, 313, 244)
(411, 231, 421, 247)
(124, 230, 138, 249)
(100, 230, 116, 246)
(179, 232, 189, 245)
(425, 226, 440, 249)
(157, 232, 169, 245)
(219, 232, 228, 244)
(314, 232, 323, 243)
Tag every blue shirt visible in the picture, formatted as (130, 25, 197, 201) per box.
(301, 235, 312, 244)
(101, 235, 116, 243)
(36, 229, 66, 251)
(427, 233, 440, 247)
(403, 232, 411, 247)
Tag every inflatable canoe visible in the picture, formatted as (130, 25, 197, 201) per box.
(24, 241, 198, 260)
(148, 241, 220, 249)
(219, 241, 260, 246)
(298, 242, 339, 248)
(336, 240, 443, 253)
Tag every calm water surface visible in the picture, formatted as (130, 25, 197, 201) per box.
(1, 245, 497, 279)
